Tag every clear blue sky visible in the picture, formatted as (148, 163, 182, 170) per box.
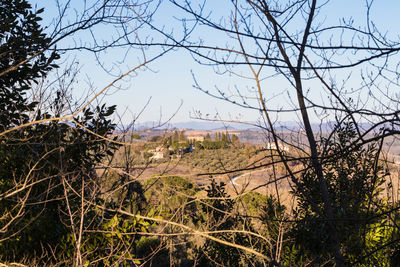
(30, 0, 400, 126)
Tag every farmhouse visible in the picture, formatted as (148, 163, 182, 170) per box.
(187, 135, 205, 142)
(265, 141, 290, 152)
(149, 145, 166, 160)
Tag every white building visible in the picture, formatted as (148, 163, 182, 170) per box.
(149, 145, 166, 160)
(265, 141, 290, 152)
(150, 151, 164, 160)
(187, 135, 205, 142)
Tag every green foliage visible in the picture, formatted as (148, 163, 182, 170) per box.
(179, 130, 185, 141)
(181, 147, 249, 172)
(150, 135, 162, 142)
(0, 1, 122, 263)
(144, 176, 198, 215)
(58, 207, 158, 266)
(201, 140, 228, 149)
(173, 130, 179, 142)
(142, 176, 199, 266)
(292, 122, 394, 265)
(231, 134, 239, 143)
(239, 191, 270, 217)
(136, 236, 169, 266)
(169, 141, 190, 153)
(0, 97, 119, 262)
(195, 180, 258, 266)
(131, 134, 141, 140)
(0, 0, 60, 259)
(136, 236, 161, 257)
(239, 192, 289, 264)
(0, 0, 59, 130)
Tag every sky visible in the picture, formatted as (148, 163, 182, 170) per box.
(29, 0, 400, 126)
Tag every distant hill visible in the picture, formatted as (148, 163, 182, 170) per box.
(134, 121, 259, 130)
(131, 121, 378, 132)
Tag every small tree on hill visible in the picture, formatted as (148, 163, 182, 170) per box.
(179, 130, 185, 142)
(195, 180, 257, 266)
(231, 134, 239, 143)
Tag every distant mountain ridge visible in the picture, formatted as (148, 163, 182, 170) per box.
(133, 121, 258, 130)
(131, 121, 378, 132)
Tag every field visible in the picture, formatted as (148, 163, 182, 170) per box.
(107, 128, 400, 209)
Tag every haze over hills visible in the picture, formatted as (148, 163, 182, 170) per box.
(134, 120, 304, 131)
(133, 120, 378, 132)
(133, 121, 258, 130)
(130, 121, 400, 149)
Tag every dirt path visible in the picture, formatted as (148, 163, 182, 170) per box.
(229, 167, 272, 186)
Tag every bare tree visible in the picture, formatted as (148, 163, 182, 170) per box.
(132, 0, 400, 265)
(0, 0, 180, 265)
(4, 0, 400, 265)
